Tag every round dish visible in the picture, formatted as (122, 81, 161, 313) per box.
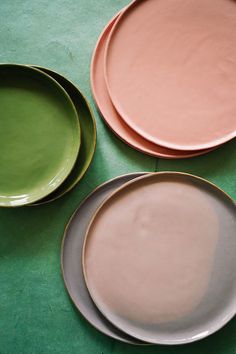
(83, 172, 236, 344)
(31, 66, 96, 204)
(0, 64, 80, 207)
(91, 13, 214, 158)
(61, 172, 148, 344)
(105, 0, 236, 150)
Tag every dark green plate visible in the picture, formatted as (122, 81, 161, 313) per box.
(32, 66, 96, 204)
(0, 64, 80, 207)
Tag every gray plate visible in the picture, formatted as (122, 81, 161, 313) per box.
(61, 173, 148, 344)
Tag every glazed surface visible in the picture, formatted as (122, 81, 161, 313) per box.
(85, 175, 219, 325)
(105, 0, 236, 150)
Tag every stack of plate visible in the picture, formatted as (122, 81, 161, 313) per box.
(62, 172, 236, 345)
(91, 0, 236, 158)
(0, 64, 96, 207)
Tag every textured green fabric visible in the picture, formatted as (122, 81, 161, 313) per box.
(0, 1, 235, 353)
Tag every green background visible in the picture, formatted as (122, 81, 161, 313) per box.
(0, 1, 235, 353)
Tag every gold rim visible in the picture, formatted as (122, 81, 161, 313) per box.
(61, 172, 152, 345)
(82, 171, 236, 345)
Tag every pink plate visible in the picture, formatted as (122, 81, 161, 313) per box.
(104, 0, 236, 151)
(91, 14, 215, 159)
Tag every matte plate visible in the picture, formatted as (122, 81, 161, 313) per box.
(91, 13, 214, 158)
(32, 66, 96, 204)
(61, 173, 149, 344)
(105, 0, 236, 150)
(0, 64, 80, 206)
(83, 172, 236, 345)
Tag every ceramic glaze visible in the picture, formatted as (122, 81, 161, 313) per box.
(0, 64, 80, 206)
(32, 66, 96, 204)
(85, 177, 218, 324)
(62, 173, 147, 344)
(105, 0, 236, 150)
(91, 14, 214, 158)
(83, 173, 236, 344)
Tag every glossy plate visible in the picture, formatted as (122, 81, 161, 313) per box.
(61, 173, 148, 344)
(83, 172, 236, 345)
(91, 13, 214, 158)
(31, 66, 96, 204)
(105, 0, 236, 150)
(0, 64, 80, 207)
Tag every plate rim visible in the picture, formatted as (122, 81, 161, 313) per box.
(30, 65, 97, 205)
(61, 172, 151, 345)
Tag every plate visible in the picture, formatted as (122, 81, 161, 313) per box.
(31, 66, 96, 204)
(83, 172, 236, 344)
(61, 173, 148, 344)
(105, 0, 236, 150)
(91, 13, 214, 158)
(0, 64, 80, 207)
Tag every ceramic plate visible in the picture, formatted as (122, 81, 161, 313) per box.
(31, 66, 96, 204)
(61, 173, 149, 344)
(91, 13, 214, 158)
(83, 172, 236, 345)
(0, 64, 80, 207)
(105, 0, 236, 150)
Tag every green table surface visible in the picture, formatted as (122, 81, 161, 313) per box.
(0, 1, 235, 353)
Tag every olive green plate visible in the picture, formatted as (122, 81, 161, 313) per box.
(32, 66, 96, 204)
(0, 64, 80, 207)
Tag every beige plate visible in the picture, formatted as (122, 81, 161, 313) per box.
(83, 172, 236, 345)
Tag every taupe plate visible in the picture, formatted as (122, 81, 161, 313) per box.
(61, 173, 149, 344)
(83, 172, 236, 345)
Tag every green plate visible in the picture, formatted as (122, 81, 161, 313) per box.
(32, 66, 96, 204)
(0, 64, 80, 207)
